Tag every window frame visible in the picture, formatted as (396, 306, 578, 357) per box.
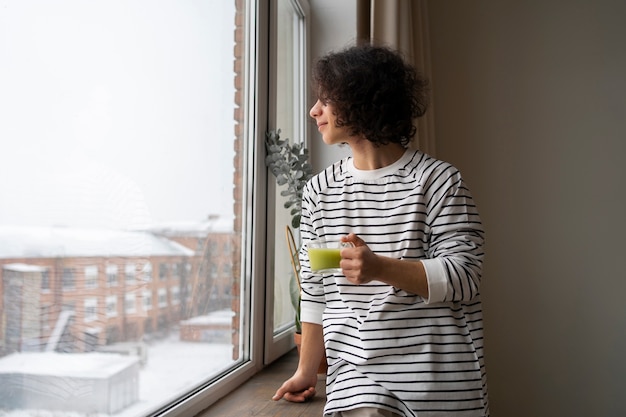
(263, 0, 311, 366)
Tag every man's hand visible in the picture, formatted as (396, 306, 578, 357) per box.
(272, 372, 318, 402)
(340, 233, 429, 298)
(340, 233, 380, 285)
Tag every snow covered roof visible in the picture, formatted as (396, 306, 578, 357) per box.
(0, 226, 195, 259)
(138, 215, 235, 237)
(2, 263, 47, 272)
(180, 309, 235, 326)
(0, 351, 139, 378)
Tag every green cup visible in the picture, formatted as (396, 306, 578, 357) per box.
(307, 239, 354, 274)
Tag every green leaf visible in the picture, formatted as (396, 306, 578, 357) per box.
(291, 215, 301, 229)
(264, 128, 311, 231)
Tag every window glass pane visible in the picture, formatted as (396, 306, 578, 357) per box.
(0, 1, 250, 415)
(272, 0, 306, 336)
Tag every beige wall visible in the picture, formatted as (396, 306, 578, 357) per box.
(308, 0, 355, 173)
(427, 1, 626, 416)
(308, 1, 626, 415)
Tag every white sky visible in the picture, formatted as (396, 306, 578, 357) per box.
(0, 0, 237, 230)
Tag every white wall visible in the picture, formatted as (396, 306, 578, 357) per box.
(427, 1, 626, 416)
(308, 0, 355, 173)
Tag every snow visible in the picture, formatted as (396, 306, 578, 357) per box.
(0, 352, 138, 378)
(180, 309, 235, 326)
(1, 264, 47, 273)
(0, 335, 234, 417)
(138, 216, 234, 236)
(0, 226, 195, 259)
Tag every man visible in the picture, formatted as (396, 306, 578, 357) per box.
(273, 44, 490, 417)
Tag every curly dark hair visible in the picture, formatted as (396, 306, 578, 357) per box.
(312, 44, 429, 147)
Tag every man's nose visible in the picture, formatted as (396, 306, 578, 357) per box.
(309, 100, 321, 118)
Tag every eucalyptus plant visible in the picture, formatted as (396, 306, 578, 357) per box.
(264, 129, 313, 229)
(265, 128, 313, 333)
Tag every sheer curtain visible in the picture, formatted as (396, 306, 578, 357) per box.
(357, 0, 436, 156)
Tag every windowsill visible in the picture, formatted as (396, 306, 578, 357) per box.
(198, 349, 326, 417)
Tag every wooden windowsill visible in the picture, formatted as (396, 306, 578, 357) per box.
(199, 348, 326, 417)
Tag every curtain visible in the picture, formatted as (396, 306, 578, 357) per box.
(357, 0, 436, 156)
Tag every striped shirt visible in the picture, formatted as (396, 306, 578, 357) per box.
(299, 149, 489, 417)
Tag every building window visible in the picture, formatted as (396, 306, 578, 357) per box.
(171, 262, 181, 279)
(85, 265, 98, 289)
(125, 294, 136, 314)
(106, 264, 118, 287)
(84, 298, 97, 322)
(125, 263, 136, 284)
(106, 295, 118, 317)
(170, 286, 180, 305)
(142, 262, 152, 282)
(143, 290, 153, 311)
(159, 263, 168, 281)
(62, 268, 75, 291)
(157, 288, 167, 308)
(41, 269, 50, 291)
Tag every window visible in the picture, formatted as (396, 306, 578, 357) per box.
(142, 262, 153, 282)
(62, 268, 75, 291)
(106, 264, 118, 287)
(172, 262, 181, 280)
(125, 294, 137, 314)
(41, 269, 50, 292)
(171, 286, 181, 306)
(106, 295, 118, 318)
(158, 288, 168, 309)
(159, 263, 169, 281)
(85, 265, 98, 289)
(266, 0, 311, 363)
(0, 0, 275, 415)
(85, 298, 98, 322)
(125, 263, 136, 284)
(143, 290, 153, 311)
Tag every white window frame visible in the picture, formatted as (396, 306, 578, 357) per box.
(264, 0, 311, 366)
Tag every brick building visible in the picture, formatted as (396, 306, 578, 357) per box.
(0, 220, 235, 357)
